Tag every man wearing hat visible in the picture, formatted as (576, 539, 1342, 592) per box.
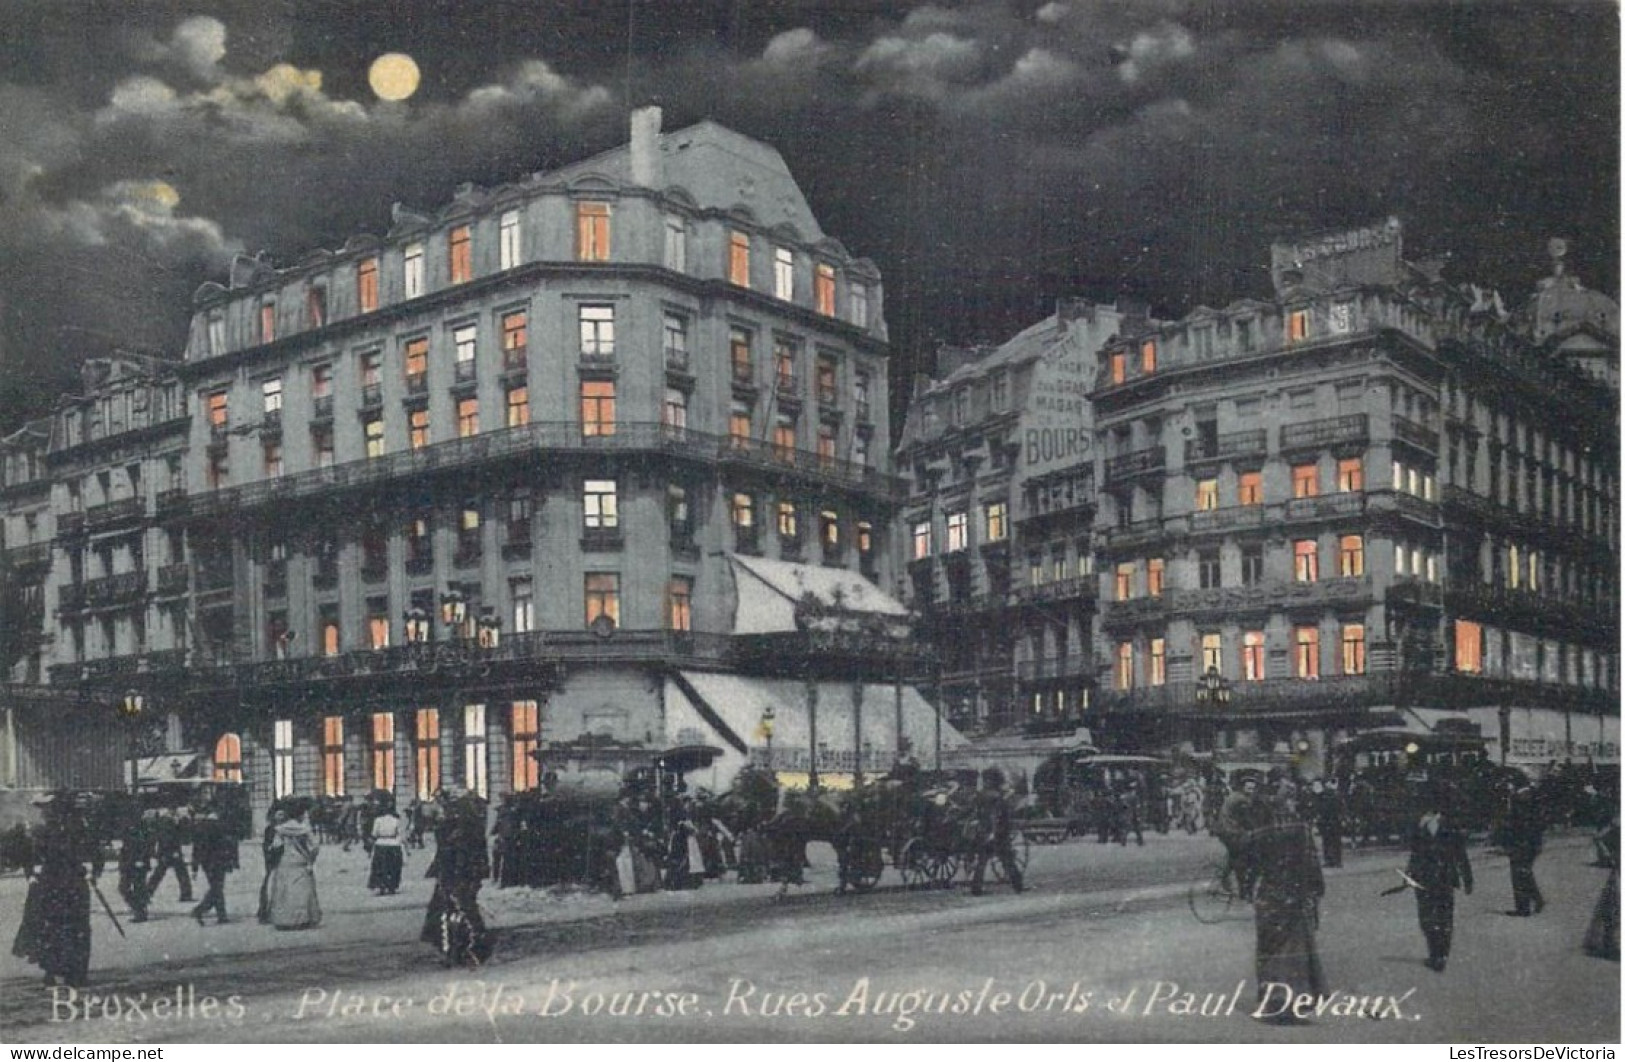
(969, 768, 1025, 897)
(1500, 779, 1546, 916)
(1405, 786, 1473, 971)
(1217, 773, 1270, 900)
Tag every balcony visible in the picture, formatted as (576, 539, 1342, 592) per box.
(1367, 489, 1441, 527)
(156, 489, 186, 516)
(775, 373, 800, 398)
(1280, 413, 1368, 452)
(1392, 415, 1437, 453)
(1161, 576, 1373, 619)
(361, 383, 384, 408)
(6, 540, 50, 568)
(83, 570, 148, 609)
(57, 511, 86, 537)
(405, 372, 427, 395)
(454, 359, 477, 383)
(580, 528, 624, 553)
(1283, 491, 1364, 522)
(1185, 428, 1268, 465)
(156, 563, 190, 596)
(664, 346, 689, 372)
(168, 421, 904, 522)
(579, 348, 616, 372)
(1188, 503, 1266, 536)
(1446, 583, 1614, 643)
(1098, 673, 1402, 718)
(1104, 446, 1166, 485)
(86, 496, 145, 531)
(1015, 656, 1093, 682)
(1101, 594, 1168, 628)
(501, 535, 532, 561)
(311, 394, 334, 421)
(1104, 518, 1166, 553)
(503, 345, 528, 373)
(1387, 577, 1443, 609)
(1012, 575, 1097, 606)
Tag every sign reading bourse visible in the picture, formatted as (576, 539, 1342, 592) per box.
(1019, 329, 1092, 476)
(1270, 216, 1405, 294)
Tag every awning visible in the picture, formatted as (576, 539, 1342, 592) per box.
(665, 672, 966, 785)
(728, 554, 908, 635)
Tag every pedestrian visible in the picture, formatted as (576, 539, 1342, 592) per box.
(970, 768, 1026, 896)
(116, 811, 154, 923)
(256, 805, 286, 924)
(1217, 774, 1271, 899)
(1251, 815, 1325, 1024)
(1118, 779, 1145, 847)
(1501, 780, 1546, 917)
(190, 810, 239, 926)
(367, 795, 404, 895)
(1311, 779, 1344, 868)
(422, 790, 492, 967)
(267, 798, 321, 930)
(11, 793, 101, 987)
(1406, 788, 1473, 972)
(145, 808, 194, 904)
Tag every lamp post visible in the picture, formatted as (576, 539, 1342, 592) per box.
(806, 678, 820, 791)
(117, 689, 145, 793)
(851, 679, 864, 787)
(1195, 666, 1231, 753)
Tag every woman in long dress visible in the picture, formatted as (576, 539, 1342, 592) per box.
(11, 795, 99, 986)
(268, 799, 322, 930)
(367, 797, 404, 895)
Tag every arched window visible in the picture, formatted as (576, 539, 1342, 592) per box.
(212, 733, 242, 783)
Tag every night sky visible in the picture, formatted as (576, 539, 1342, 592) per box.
(0, 0, 1616, 434)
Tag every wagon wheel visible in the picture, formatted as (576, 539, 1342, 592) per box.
(932, 851, 961, 887)
(842, 837, 885, 893)
(991, 833, 1031, 884)
(899, 837, 946, 889)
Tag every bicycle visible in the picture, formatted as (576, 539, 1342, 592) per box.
(1188, 857, 1246, 924)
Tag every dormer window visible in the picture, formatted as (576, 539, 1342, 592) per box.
(404, 244, 425, 299)
(306, 285, 327, 328)
(207, 312, 225, 356)
(728, 231, 751, 287)
(774, 247, 795, 300)
(815, 263, 837, 316)
(1286, 309, 1310, 343)
(576, 202, 610, 262)
(449, 225, 473, 284)
(259, 301, 276, 344)
(357, 257, 380, 313)
(499, 211, 521, 271)
(1140, 339, 1157, 374)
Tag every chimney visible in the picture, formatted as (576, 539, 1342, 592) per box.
(630, 106, 663, 188)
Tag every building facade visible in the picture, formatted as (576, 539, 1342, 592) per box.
(6, 110, 940, 810)
(1089, 219, 1619, 771)
(897, 300, 1130, 737)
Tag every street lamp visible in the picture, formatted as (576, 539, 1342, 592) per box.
(117, 690, 145, 793)
(760, 704, 776, 771)
(1195, 666, 1231, 753)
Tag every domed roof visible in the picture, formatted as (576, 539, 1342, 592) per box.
(1527, 238, 1619, 342)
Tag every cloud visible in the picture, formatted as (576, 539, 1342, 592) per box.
(128, 15, 228, 85)
(1115, 22, 1197, 84)
(460, 59, 613, 122)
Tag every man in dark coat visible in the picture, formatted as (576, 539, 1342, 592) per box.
(1406, 792, 1474, 971)
(1501, 781, 1546, 916)
(422, 791, 492, 966)
(146, 809, 193, 903)
(190, 811, 240, 925)
(970, 769, 1026, 897)
(1311, 780, 1344, 868)
(1217, 775, 1270, 899)
(12, 794, 102, 987)
(116, 813, 154, 923)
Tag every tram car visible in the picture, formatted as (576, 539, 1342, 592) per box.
(1330, 725, 1506, 841)
(1027, 751, 1173, 842)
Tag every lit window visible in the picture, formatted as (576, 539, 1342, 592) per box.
(1338, 534, 1365, 577)
(1294, 539, 1319, 582)
(1295, 626, 1321, 679)
(322, 716, 345, 797)
(730, 402, 752, 447)
(1239, 471, 1263, 506)
(730, 328, 753, 382)
(774, 247, 795, 300)
(816, 357, 838, 404)
(453, 325, 477, 371)
(357, 257, 380, 313)
(1454, 620, 1483, 673)
(1201, 632, 1223, 675)
(1196, 478, 1219, 511)
(1341, 623, 1366, 675)
(815, 263, 837, 316)
(576, 202, 610, 261)
(414, 709, 441, 800)
(912, 520, 932, 560)
(728, 231, 751, 287)
(362, 413, 385, 458)
(732, 493, 755, 529)
(984, 502, 1008, 543)
(1337, 458, 1364, 492)
(311, 364, 332, 401)
(1506, 544, 1521, 589)
(1115, 562, 1135, 601)
(667, 577, 693, 632)
(213, 733, 243, 783)
(511, 577, 534, 634)
(775, 340, 797, 391)
(449, 225, 472, 284)
(1110, 352, 1126, 385)
(464, 704, 487, 798)
(1115, 642, 1134, 690)
(584, 572, 620, 628)
(579, 304, 615, 358)
(1150, 638, 1167, 686)
(307, 286, 326, 328)
(664, 314, 689, 367)
(581, 381, 616, 437)
(1140, 339, 1157, 373)
(1147, 557, 1165, 597)
(816, 424, 836, 466)
(404, 337, 428, 388)
(208, 390, 229, 428)
(776, 501, 799, 541)
(404, 243, 425, 299)
(946, 511, 969, 552)
(260, 301, 276, 343)
(1243, 631, 1266, 681)
(409, 408, 429, 450)
(663, 388, 688, 433)
(499, 210, 521, 271)
(321, 609, 341, 657)
(273, 719, 294, 799)
(457, 397, 479, 438)
(857, 521, 873, 557)
(502, 311, 528, 369)
(772, 417, 796, 461)
(368, 603, 390, 650)
(1292, 463, 1319, 499)
(511, 702, 539, 792)
(583, 479, 619, 530)
(1286, 309, 1310, 342)
(506, 385, 529, 428)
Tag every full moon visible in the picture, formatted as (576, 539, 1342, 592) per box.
(369, 53, 420, 101)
